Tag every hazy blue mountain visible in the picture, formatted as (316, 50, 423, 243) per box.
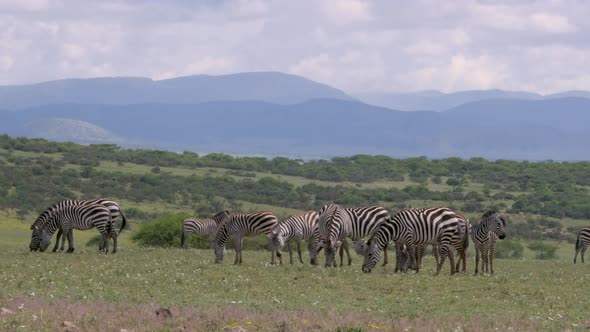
(0, 72, 353, 110)
(19, 118, 123, 144)
(2, 97, 590, 160)
(356, 90, 545, 111)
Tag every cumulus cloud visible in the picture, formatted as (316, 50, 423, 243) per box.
(0, 0, 588, 94)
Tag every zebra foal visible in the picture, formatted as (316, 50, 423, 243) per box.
(471, 210, 507, 274)
(181, 210, 230, 248)
(267, 211, 319, 265)
(213, 211, 278, 264)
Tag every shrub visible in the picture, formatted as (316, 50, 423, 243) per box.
(495, 240, 524, 259)
(527, 242, 558, 260)
(132, 213, 209, 248)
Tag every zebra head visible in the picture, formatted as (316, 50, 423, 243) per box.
(38, 227, 53, 252)
(362, 239, 380, 273)
(484, 210, 506, 239)
(29, 224, 42, 251)
(324, 239, 342, 268)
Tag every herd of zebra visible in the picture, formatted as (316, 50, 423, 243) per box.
(29, 198, 590, 272)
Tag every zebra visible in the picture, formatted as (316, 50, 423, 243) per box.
(471, 210, 507, 274)
(29, 199, 127, 253)
(574, 226, 590, 263)
(318, 204, 390, 268)
(213, 211, 278, 264)
(33, 203, 114, 254)
(267, 211, 320, 265)
(362, 207, 464, 275)
(180, 210, 230, 249)
(414, 216, 470, 273)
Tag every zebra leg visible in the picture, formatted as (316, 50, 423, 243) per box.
(234, 235, 242, 265)
(435, 243, 450, 276)
(382, 243, 389, 267)
(394, 243, 401, 273)
(407, 243, 417, 273)
(287, 242, 294, 265)
(434, 244, 440, 266)
(474, 246, 480, 274)
(111, 229, 118, 254)
(66, 229, 75, 253)
(296, 239, 303, 264)
(582, 246, 587, 263)
(574, 245, 580, 264)
(343, 240, 352, 266)
(481, 246, 490, 273)
(448, 249, 456, 275)
(490, 245, 495, 274)
(53, 229, 62, 252)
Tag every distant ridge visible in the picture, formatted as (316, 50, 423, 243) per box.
(0, 72, 353, 110)
(355, 89, 590, 111)
(2, 97, 590, 160)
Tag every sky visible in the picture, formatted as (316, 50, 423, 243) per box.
(0, 0, 589, 94)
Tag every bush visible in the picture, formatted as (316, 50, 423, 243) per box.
(495, 240, 524, 259)
(132, 213, 209, 248)
(527, 242, 558, 260)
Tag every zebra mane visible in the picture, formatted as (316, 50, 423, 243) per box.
(212, 210, 231, 224)
(31, 200, 73, 229)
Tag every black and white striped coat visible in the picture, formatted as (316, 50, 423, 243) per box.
(267, 211, 319, 265)
(33, 203, 114, 253)
(415, 215, 470, 273)
(471, 210, 506, 274)
(213, 211, 278, 264)
(362, 207, 464, 275)
(574, 226, 590, 264)
(318, 204, 390, 268)
(30, 198, 127, 253)
(181, 210, 230, 248)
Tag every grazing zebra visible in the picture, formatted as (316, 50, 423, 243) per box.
(30, 199, 127, 253)
(362, 207, 464, 275)
(213, 211, 278, 264)
(267, 211, 319, 265)
(471, 210, 507, 274)
(33, 203, 114, 254)
(318, 204, 390, 268)
(181, 210, 230, 248)
(574, 226, 590, 264)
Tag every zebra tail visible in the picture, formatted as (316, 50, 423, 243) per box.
(463, 230, 470, 250)
(181, 228, 186, 248)
(575, 234, 580, 251)
(119, 210, 128, 233)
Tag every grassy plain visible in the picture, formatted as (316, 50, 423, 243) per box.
(0, 245, 589, 332)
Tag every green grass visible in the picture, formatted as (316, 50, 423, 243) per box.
(0, 245, 588, 331)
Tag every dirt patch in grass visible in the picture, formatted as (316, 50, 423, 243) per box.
(3, 296, 584, 331)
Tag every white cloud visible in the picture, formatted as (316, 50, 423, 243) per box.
(318, 0, 372, 25)
(0, 0, 589, 93)
(530, 13, 576, 33)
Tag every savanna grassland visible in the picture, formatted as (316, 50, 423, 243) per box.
(2, 136, 590, 331)
(0, 242, 589, 332)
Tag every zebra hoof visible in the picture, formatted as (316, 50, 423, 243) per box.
(67, 248, 75, 253)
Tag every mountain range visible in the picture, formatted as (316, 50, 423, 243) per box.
(1, 72, 589, 160)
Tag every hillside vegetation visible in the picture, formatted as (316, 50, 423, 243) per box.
(0, 135, 588, 245)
